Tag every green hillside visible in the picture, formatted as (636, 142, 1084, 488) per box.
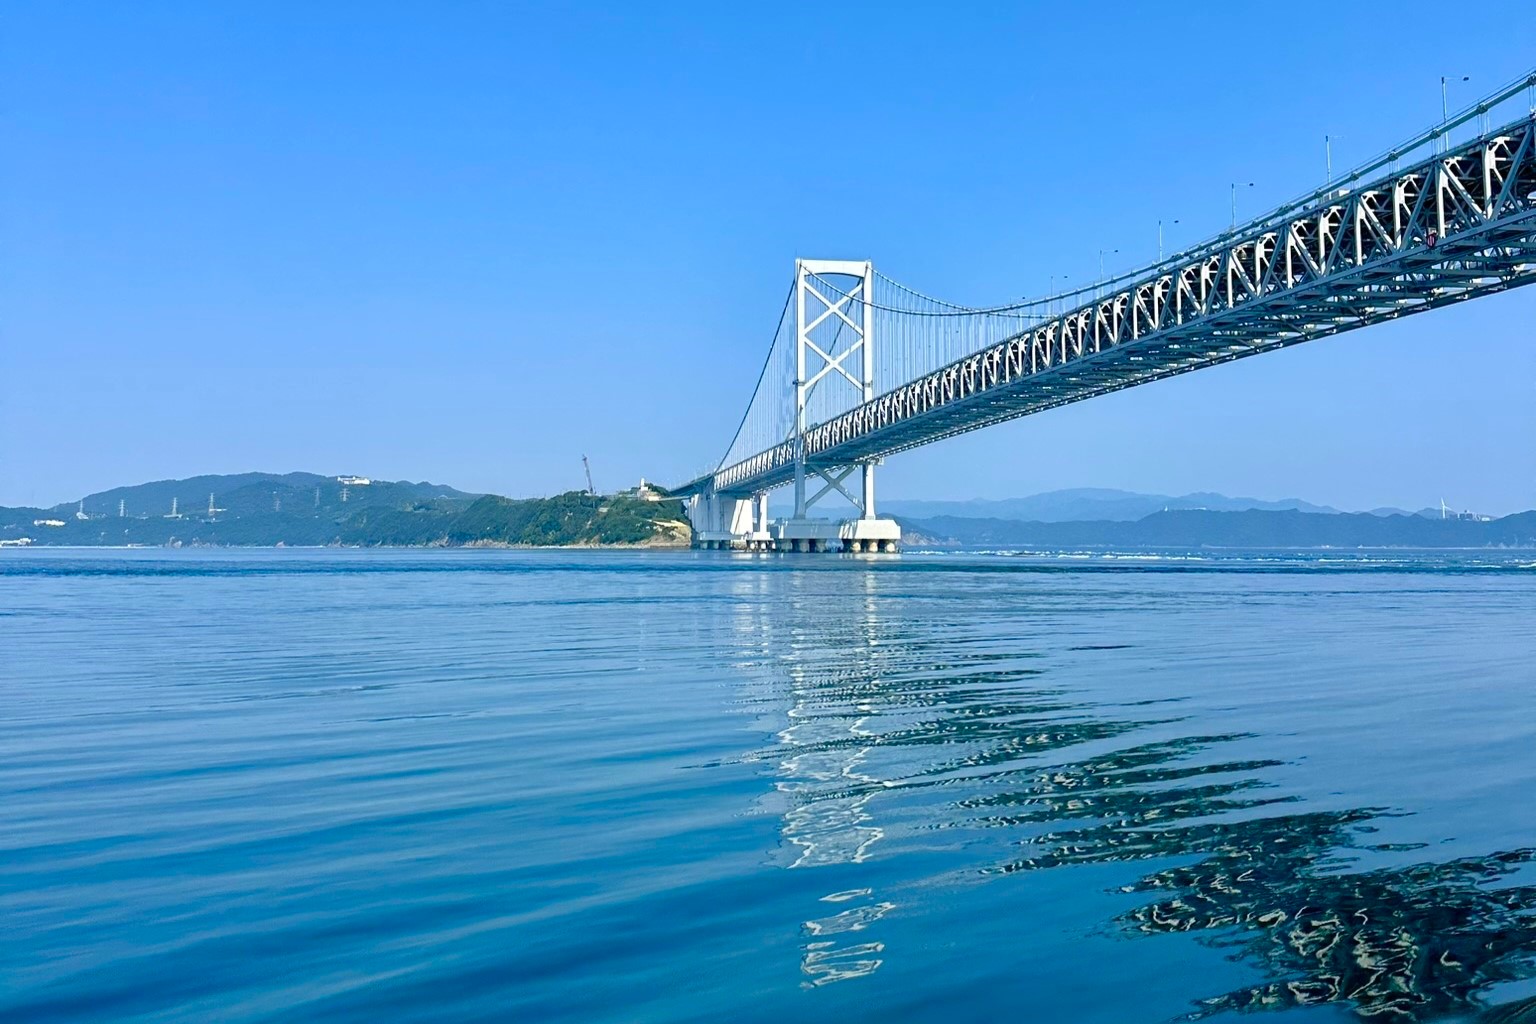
(1, 473, 690, 548)
(48, 472, 476, 521)
(341, 493, 690, 547)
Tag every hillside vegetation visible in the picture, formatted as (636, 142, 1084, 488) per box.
(343, 493, 689, 547)
(1, 474, 690, 548)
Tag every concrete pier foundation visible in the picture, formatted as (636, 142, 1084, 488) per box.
(770, 518, 838, 553)
(686, 482, 900, 554)
(839, 517, 901, 554)
(694, 517, 900, 553)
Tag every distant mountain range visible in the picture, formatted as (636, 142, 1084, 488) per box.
(881, 488, 1352, 522)
(899, 509, 1536, 549)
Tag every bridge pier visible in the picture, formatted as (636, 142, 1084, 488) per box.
(771, 517, 838, 553)
(687, 489, 754, 551)
(684, 473, 902, 554)
(689, 514, 901, 554)
(839, 516, 901, 554)
(753, 514, 901, 554)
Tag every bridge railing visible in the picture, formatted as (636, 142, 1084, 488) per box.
(1089, 70, 1536, 302)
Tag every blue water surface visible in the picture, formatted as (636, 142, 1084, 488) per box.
(3, 548, 1535, 1022)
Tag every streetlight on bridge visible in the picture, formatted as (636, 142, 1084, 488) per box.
(1230, 181, 1254, 231)
(1158, 219, 1179, 261)
(1098, 248, 1119, 297)
(1441, 75, 1470, 151)
(1325, 135, 1343, 185)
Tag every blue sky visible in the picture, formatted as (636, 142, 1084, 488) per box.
(3, 3, 1534, 513)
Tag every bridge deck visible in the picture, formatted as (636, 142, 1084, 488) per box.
(682, 109, 1536, 500)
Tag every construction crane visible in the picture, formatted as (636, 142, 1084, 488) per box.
(582, 455, 596, 497)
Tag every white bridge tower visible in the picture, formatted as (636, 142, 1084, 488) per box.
(792, 259, 873, 519)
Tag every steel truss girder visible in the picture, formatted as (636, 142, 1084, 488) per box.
(696, 116, 1536, 498)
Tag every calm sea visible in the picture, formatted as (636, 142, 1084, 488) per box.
(4, 548, 1536, 1023)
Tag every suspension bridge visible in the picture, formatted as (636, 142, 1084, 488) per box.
(677, 72, 1536, 553)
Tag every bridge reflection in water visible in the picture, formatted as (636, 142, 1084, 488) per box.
(728, 563, 1536, 1020)
(985, 736, 1536, 1020)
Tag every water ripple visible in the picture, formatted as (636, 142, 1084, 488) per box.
(4, 548, 1535, 1022)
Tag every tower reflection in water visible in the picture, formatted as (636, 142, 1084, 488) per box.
(731, 563, 1536, 1020)
(734, 567, 1156, 988)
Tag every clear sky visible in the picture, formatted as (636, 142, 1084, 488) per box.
(3, 3, 1534, 513)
